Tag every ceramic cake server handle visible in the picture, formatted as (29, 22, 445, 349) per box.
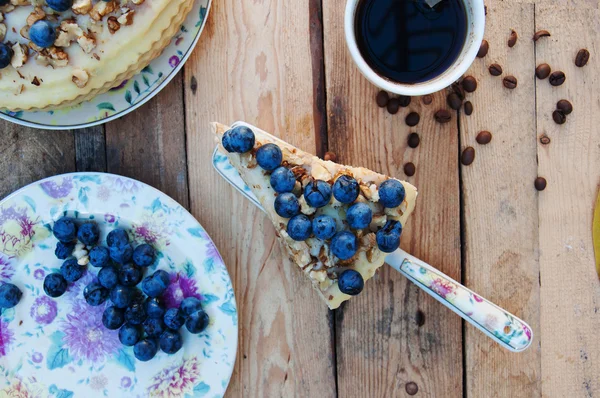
(212, 134, 533, 352)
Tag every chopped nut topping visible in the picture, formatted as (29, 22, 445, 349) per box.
(55, 21, 83, 47)
(20, 25, 30, 40)
(10, 43, 28, 68)
(118, 7, 134, 25)
(72, 68, 89, 88)
(72, 0, 92, 15)
(77, 33, 96, 54)
(90, 0, 116, 21)
(31, 76, 40, 86)
(130, 0, 144, 4)
(37, 47, 69, 68)
(0, 5, 15, 13)
(107, 16, 120, 34)
(10, 0, 30, 6)
(0, 12, 4, 22)
(0, 23, 5, 42)
(26, 6, 45, 26)
(15, 84, 24, 95)
(309, 270, 327, 283)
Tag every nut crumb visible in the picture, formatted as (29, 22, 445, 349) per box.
(90, 0, 115, 21)
(72, 0, 92, 15)
(77, 33, 96, 53)
(107, 16, 120, 34)
(31, 76, 40, 86)
(0, 23, 5, 41)
(117, 7, 134, 25)
(10, 43, 28, 68)
(26, 6, 45, 26)
(72, 68, 89, 88)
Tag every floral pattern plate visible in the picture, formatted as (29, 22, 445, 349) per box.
(0, 173, 237, 397)
(0, 0, 211, 130)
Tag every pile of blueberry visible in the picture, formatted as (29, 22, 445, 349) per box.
(47, 217, 209, 362)
(222, 126, 406, 296)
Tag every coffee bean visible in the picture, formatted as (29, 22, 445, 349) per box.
(549, 71, 565, 86)
(476, 131, 492, 145)
(434, 109, 452, 123)
(464, 101, 473, 115)
(422, 95, 433, 105)
(404, 162, 416, 176)
(552, 110, 566, 125)
(398, 95, 411, 107)
(534, 177, 547, 191)
(452, 82, 465, 100)
(405, 382, 419, 396)
(324, 152, 337, 162)
(533, 30, 551, 42)
(540, 134, 551, 145)
(477, 40, 489, 58)
(405, 112, 420, 127)
(556, 99, 573, 115)
(447, 92, 462, 110)
(508, 29, 518, 48)
(386, 98, 400, 114)
(575, 49, 590, 67)
(489, 63, 503, 76)
(376, 91, 389, 107)
(407, 133, 420, 148)
(503, 75, 518, 89)
(535, 63, 551, 79)
(461, 147, 475, 166)
(462, 76, 478, 92)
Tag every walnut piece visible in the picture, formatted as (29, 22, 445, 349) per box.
(77, 33, 96, 54)
(10, 0, 30, 6)
(130, 0, 144, 4)
(0, 23, 5, 42)
(90, 0, 115, 21)
(0, 5, 15, 13)
(0, 12, 4, 22)
(55, 21, 83, 47)
(117, 7, 134, 25)
(72, 68, 89, 88)
(20, 25, 30, 40)
(10, 43, 28, 68)
(37, 47, 69, 68)
(72, 0, 92, 15)
(26, 6, 45, 26)
(107, 16, 120, 34)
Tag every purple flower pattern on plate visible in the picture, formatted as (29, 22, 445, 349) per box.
(33, 268, 45, 280)
(147, 356, 201, 397)
(30, 296, 58, 325)
(0, 254, 14, 282)
(161, 272, 202, 309)
(0, 318, 14, 357)
(40, 177, 73, 199)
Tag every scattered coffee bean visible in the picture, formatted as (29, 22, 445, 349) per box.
(405, 382, 419, 396)
(535, 63, 551, 79)
(464, 101, 473, 115)
(447, 92, 462, 110)
(461, 147, 475, 166)
(534, 177, 547, 191)
(489, 63, 503, 76)
(477, 40, 489, 58)
(422, 95, 433, 105)
(386, 98, 400, 114)
(404, 162, 416, 177)
(434, 109, 452, 123)
(452, 82, 465, 100)
(532, 30, 551, 42)
(398, 95, 411, 107)
(407, 133, 420, 148)
(540, 134, 551, 145)
(503, 75, 518, 89)
(549, 71, 565, 86)
(508, 29, 518, 48)
(324, 152, 337, 162)
(556, 99, 573, 115)
(405, 112, 420, 127)
(376, 91, 389, 107)
(476, 131, 492, 145)
(575, 48, 590, 67)
(552, 110, 566, 125)
(462, 76, 478, 92)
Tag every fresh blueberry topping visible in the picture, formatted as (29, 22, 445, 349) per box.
(222, 126, 255, 153)
(89, 246, 110, 267)
(303, 180, 332, 208)
(337, 269, 364, 296)
(312, 214, 337, 240)
(43, 273, 67, 298)
(119, 323, 142, 346)
(53, 217, 77, 243)
(110, 285, 133, 308)
(274, 192, 300, 218)
(60, 258, 85, 282)
(133, 244, 155, 267)
(77, 222, 99, 246)
(287, 214, 312, 241)
(83, 282, 109, 306)
(331, 231, 357, 260)
(0, 43, 13, 69)
(333, 175, 359, 204)
(376, 220, 402, 253)
(55, 241, 75, 260)
(143, 317, 166, 338)
(102, 306, 125, 330)
(29, 20, 57, 49)
(133, 339, 158, 362)
(256, 143, 282, 171)
(141, 272, 168, 298)
(0, 283, 22, 308)
(270, 167, 296, 193)
(125, 302, 147, 325)
(378, 179, 406, 208)
(0, 0, 9, 5)
(46, 0, 73, 12)
(186, 310, 209, 334)
(159, 329, 183, 354)
(180, 297, 203, 317)
(107, 229, 129, 247)
(110, 242, 133, 264)
(118, 263, 142, 287)
(145, 298, 165, 319)
(346, 203, 373, 229)
(98, 266, 119, 289)
(154, 270, 170, 287)
(163, 308, 185, 330)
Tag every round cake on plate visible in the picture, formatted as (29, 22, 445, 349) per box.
(0, 0, 195, 111)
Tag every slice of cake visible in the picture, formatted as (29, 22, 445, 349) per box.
(213, 123, 418, 309)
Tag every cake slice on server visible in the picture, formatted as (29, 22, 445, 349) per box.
(213, 122, 417, 309)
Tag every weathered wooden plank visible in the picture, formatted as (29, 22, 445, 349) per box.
(322, 1, 463, 396)
(460, 2, 541, 397)
(183, 0, 336, 396)
(535, 6, 600, 397)
(74, 127, 106, 172)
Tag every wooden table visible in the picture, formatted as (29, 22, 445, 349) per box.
(2, 1, 600, 396)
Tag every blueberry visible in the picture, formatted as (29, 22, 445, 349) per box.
(312, 215, 337, 240)
(141, 272, 168, 298)
(180, 297, 203, 317)
(106, 229, 129, 247)
(153, 270, 170, 287)
(133, 244, 155, 267)
(331, 231, 357, 260)
(53, 217, 77, 243)
(378, 179, 406, 208)
(0, 0, 9, 5)
(0, 283, 22, 308)
(337, 269, 364, 296)
(159, 330, 183, 354)
(287, 214, 312, 241)
(133, 339, 158, 362)
(119, 323, 142, 346)
(143, 317, 166, 338)
(125, 302, 147, 325)
(60, 258, 85, 282)
(46, 0, 73, 12)
(89, 246, 110, 267)
(110, 285, 133, 308)
(274, 193, 300, 218)
(43, 273, 67, 298)
(98, 266, 119, 289)
(163, 308, 185, 330)
(145, 298, 165, 319)
(256, 143, 282, 171)
(83, 282, 109, 306)
(0, 43, 13, 69)
(102, 306, 125, 330)
(29, 20, 57, 49)
(303, 180, 332, 208)
(110, 242, 133, 264)
(376, 220, 402, 253)
(222, 126, 255, 153)
(270, 167, 296, 193)
(77, 222, 99, 246)
(118, 263, 142, 286)
(186, 310, 209, 334)
(55, 241, 75, 260)
(346, 203, 372, 229)
(333, 175, 359, 204)
(130, 288, 145, 304)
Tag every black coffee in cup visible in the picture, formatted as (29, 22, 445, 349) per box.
(354, 0, 467, 84)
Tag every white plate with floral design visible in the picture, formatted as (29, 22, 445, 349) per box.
(0, 172, 237, 397)
(0, 0, 211, 130)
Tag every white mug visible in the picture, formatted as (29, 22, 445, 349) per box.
(344, 0, 486, 96)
